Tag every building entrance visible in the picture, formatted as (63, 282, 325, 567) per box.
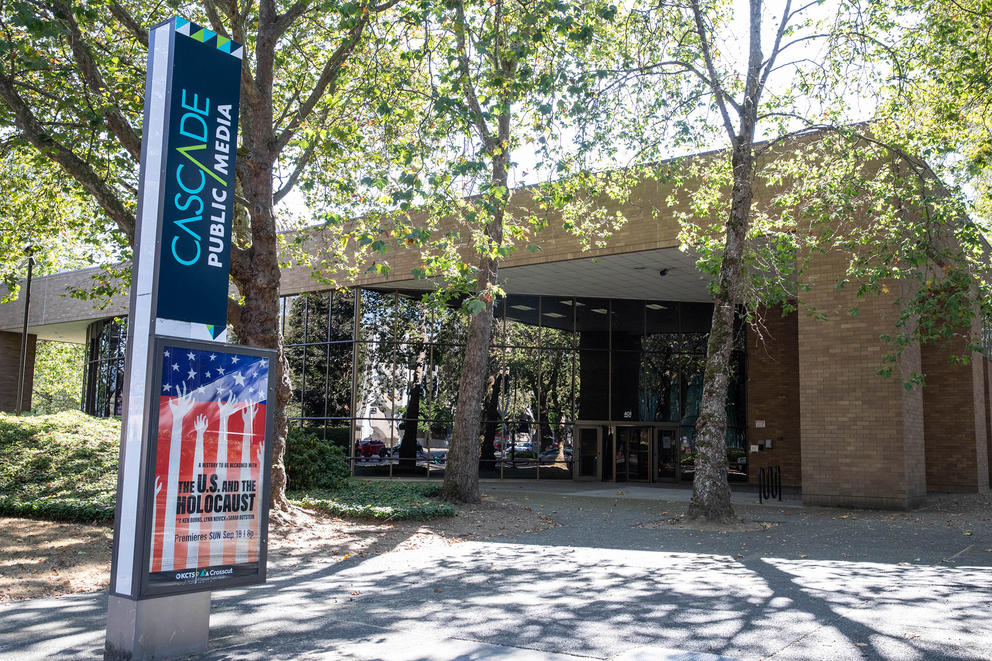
(574, 426, 603, 481)
(614, 426, 651, 482)
(574, 422, 680, 483)
(655, 426, 679, 482)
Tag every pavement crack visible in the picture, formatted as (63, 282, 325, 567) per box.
(941, 544, 973, 564)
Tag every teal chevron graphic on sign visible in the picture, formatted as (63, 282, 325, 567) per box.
(173, 17, 243, 59)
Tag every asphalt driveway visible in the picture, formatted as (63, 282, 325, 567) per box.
(1, 483, 990, 660)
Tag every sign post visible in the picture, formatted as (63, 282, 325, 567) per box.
(105, 17, 273, 660)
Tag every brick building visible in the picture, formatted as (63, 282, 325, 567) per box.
(1, 168, 989, 510)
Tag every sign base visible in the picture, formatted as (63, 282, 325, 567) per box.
(104, 592, 210, 660)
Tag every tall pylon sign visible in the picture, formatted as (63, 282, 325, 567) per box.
(105, 17, 275, 661)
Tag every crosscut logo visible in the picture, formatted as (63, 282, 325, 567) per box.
(174, 567, 235, 581)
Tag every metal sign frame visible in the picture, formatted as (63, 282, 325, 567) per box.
(135, 336, 275, 599)
(109, 15, 245, 601)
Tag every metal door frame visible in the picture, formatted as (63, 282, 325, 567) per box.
(612, 424, 655, 483)
(652, 423, 680, 483)
(573, 425, 603, 481)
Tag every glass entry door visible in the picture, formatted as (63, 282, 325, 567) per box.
(655, 427, 678, 481)
(574, 426, 602, 481)
(615, 426, 652, 482)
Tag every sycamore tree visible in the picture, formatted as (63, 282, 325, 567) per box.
(895, 0, 992, 216)
(297, 0, 633, 502)
(0, 147, 126, 301)
(583, 0, 992, 522)
(0, 0, 401, 514)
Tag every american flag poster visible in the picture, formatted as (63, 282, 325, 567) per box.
(145, 342, 272, 592)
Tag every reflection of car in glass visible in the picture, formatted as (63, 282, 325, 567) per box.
(357, 439, 388, 458)
(389, 442, 428, 458)
(538, 448, 573, 462)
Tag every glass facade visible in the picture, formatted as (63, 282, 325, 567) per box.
(82, 317, 127, 417)
(283, 288, 746, 480)
(84, 288, 747, 481)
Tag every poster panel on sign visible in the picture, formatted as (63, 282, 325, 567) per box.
(139, 338, 274, 597)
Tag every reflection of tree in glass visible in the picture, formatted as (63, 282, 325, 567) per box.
(359, 291, 468, 469)
(500, 321, 573, 452)
(421, 305, 467, 441)
(283, 291, 354, 440)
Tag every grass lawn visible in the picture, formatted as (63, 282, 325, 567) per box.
(0, 411, 119, 522)
(0, 411, 453, 523)
(290, 481, 455, 520)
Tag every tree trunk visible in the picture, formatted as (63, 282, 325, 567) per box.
(442, 164, 507, 501)
(686, 141, 755, 523)
(441, 3, 513, 502)
(232, 152, 292, 514)
(441, 251, 498, 503)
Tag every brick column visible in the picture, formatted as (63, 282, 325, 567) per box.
(746, 306, 802, 487)
(0, 331, 37, 413)
(921, 333, 990, 492)
(798, 252, 927, 509)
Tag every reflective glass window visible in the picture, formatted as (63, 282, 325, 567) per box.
(427, 342, 463, 416)
(359, 289, 394, 343)
(575, 298, 609, 349)
(505, 294, 541, 348)
(329, 289, 355, 341)
(356, 342, 395, 419)
(645, 301, 678, 337)
(541, 297, 576, 348)
(540, 349, 575, 424)
(504, 347, 539, 423)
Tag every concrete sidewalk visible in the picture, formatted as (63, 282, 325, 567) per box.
(1, 486, 990, 660)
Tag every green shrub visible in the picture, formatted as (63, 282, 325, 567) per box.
(509, 450, 536, 459)
(284, 427, 349, 490)
(290, 480, 454, 520)
(0, 410, 120, 522)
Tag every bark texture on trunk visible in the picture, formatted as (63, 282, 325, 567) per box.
(683, 0, 769, 523)
(686, 146, 756, 522)
(233, 158, 293, 513)
(233, 7, 294, 512)
(441, 202, 505, 502)
(442, 148, 508, 504)
(441, 280, 495, 503)
(441, 0, 514, 503)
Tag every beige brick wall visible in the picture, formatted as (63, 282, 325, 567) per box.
(798, 248, 927, 509)
(0, 331, 36, 412)
(277, 175, 688, 295)
(921, 333, 991, 492)
(746, 306, 802, 487)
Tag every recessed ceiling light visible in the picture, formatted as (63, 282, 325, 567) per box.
(645, 304, 666, 310)
(543, 312, 566, 318)
(510, 305, 535, 311)
(591, 308, 608, 314)
(560, 300, 585, 306)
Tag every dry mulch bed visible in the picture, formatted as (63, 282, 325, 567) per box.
(0, 494, 554, 602)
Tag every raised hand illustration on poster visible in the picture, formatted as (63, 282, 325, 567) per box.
(185, 414, 209, 568)
(148, 343, 271, 594)
(162, 382, 194, 570)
